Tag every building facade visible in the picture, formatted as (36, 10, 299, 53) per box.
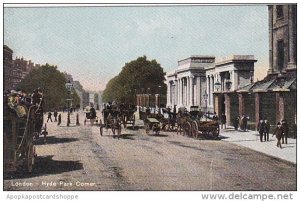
(3, 45, 23, 91)
(214, 4, 296, 136)
(166, 55, 256, 112)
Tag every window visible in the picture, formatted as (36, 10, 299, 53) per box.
(276, 5, 284, 19)
(277, 40, 285, 71)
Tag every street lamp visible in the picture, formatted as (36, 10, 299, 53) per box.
(65, 80, 73, 126)
(203, 90, 208, 121)
(214, 80, 221, 92)
(158, 85, 161, 114)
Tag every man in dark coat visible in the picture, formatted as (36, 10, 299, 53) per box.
(273, 122, 283, 148)
(264, 120, 270, 141)
(47, 112, 52, 122)
(281, 120, 289, 144)
(54, 110, 58, 122)
(220, 113, 226, 129)
(257, 120, 266, 142)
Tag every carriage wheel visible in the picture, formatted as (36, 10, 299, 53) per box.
(27, 144, 34, 173)
(192, 121, 199, 138)
(212, 126, 220, 139)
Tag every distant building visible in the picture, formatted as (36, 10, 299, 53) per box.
(166, 55, 256, 112)
(3, 45, 22, 91)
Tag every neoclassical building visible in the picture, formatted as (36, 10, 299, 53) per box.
(166, 55, 257, 112)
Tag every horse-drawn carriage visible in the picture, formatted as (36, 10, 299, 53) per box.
(119, 104, 136, 128)
(84, 106, 98, 125)
(138, 107, 162, 135)
(99, 105, 122, 138)
(4, 89, 47, 173)
(177, 106, 220, 139)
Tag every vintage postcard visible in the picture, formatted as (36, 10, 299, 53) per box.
(2, 1, 297, 200)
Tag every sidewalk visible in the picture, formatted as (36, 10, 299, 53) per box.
(219, 127, 296, 164)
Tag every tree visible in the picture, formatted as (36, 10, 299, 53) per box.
(18, 63, 80, 111)
(102, 56, 167, 104)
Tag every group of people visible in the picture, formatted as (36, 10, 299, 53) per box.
(257, 119, 271, 142)
(47, 109, 61, 125)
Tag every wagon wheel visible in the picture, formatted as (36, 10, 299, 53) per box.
(192, 120, 199, 138)
(27, 143, 34, 173)
(183, 122, 192, 136)
(212, 126, 220, 139)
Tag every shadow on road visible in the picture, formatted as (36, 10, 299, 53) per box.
(35, 136, 79, 145)
(4, 155, 83, 180)
(147, 134, 169, 137)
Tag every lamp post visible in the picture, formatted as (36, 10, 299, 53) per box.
(147, 87, 151, 107)
(203, 90, 208, 121)
(158, 85, 161, 114)
(65, 80, 73, 126)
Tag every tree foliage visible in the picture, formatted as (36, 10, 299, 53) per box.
(18, 63, 80, 111)
(102, 56, 167, 104)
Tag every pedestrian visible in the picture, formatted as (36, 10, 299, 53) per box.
(281, 120, 289, 144)
(57, 113, 61, 125)
(54, 110, 58, 122)
(220, 113, 226, 129)
(233, 116, 240, 130)
(47, 111, 53, 122)
(273, 122, 283, 148)
(242, 114, 249, 132)
(264, 120, 270, 141)
(257, 120, 266, 142)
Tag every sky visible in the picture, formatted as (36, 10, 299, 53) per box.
(4, 5, 269, 91)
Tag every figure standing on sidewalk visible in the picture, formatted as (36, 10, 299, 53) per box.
(47, 111, 52, 122)
(57, 113, 62, 125)
(273, 122, 283, 148)
(220, 113, 226, 129)
(281, 120, 289, 144)
(264, 120, 270, 141)
(54, 109, 58, 122)
(257, 120, 266, 142)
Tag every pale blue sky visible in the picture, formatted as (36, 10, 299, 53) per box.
(4, 5, 269, 91)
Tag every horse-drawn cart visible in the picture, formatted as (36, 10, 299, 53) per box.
(191, 120, 220, 139)
(84, 106, 98, 125)
(4, 90, 47, 173)
(144, 118, 160, 135)
(99, 107, 122, 138)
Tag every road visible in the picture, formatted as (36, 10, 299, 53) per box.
(4, 111, 296, 191)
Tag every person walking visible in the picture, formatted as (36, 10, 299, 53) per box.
(242, 114, 249, 132)
(47, 111, 53, 122)
(273, 122, 283, 148)
(233, 116, 240, 130)
(281, 120, 289, 144)
(57, 113, 61, 125)
(221, 113, 226, 129)
(54, 110, 58, 122)
(264, 120, 270, 141)
(257, 120, 266, 142)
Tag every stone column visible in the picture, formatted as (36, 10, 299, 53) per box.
(179, 78, 182, 106)
(255, 93, 262, 129)
(268, 6, 274, 74)
(190, 76, 194, 106)
(287, 5, 296, 69)
(238, 93, 245, 117)
(174, 80, 178, 107)
(155, 94, 160, 110)
(224, 93, 231, 126)
(276, 92, 285, 123)
(196, 76, 201, 106)
(213, 93, 222, 117)
(167, 82, 171, 107)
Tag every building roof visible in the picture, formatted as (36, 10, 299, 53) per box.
(236, 77, 296, 93)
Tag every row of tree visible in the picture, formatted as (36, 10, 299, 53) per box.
(102, 56, 167, 105)
(18, 63, 80, 111)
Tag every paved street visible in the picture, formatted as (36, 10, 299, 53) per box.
(4, 111, 296, 191)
